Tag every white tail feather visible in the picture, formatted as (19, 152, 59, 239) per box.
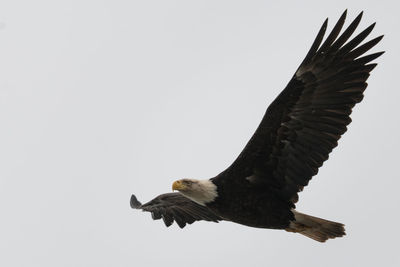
(286, 210, 346, 242)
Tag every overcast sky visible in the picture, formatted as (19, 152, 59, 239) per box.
(0, 1, 399, 266)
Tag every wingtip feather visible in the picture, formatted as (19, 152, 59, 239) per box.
(130, 194, 142, 209)
(357, 11, 364, 20)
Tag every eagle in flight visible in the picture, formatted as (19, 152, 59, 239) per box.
(130, 10, 383, 242)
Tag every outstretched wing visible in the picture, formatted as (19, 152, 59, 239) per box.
(130, 193, 222, 228)
(217, 11, 383, 205)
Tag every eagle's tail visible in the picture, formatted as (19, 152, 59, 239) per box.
(286, 210, 346, 242)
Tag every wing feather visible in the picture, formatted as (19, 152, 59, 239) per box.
(130, 193, 221, 228)
(216, 11, 383, 206)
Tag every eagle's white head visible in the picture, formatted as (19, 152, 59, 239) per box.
(172, 178, 218, 206)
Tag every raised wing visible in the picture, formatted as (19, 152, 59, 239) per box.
(130, 193, 222, 228)
(217, 11, 383, 205)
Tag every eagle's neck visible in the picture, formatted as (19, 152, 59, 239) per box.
(181, 179, 218, 206)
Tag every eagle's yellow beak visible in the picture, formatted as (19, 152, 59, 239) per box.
(172, 180, 184, 191)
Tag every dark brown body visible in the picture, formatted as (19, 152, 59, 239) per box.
(208, 177, 294, 229)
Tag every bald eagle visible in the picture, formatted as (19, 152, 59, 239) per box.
(130, 11, 383, 242)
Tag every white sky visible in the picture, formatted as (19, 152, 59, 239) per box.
(0, 1, 399, 266)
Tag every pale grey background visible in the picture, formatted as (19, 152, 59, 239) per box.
(0, 1, 399, 266)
